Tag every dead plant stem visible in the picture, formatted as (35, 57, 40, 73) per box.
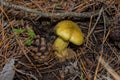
(97, 56, 120, 80)
(0, 0, 99, 18)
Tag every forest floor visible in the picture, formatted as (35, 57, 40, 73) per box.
(0, 0, 120, 80)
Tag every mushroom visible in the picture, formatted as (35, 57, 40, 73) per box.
(53, 20, 84, 61)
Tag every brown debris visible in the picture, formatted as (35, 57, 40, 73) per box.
(0, 0, 120, 80)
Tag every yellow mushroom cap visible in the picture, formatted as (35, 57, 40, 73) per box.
(55, 20, 84, 45)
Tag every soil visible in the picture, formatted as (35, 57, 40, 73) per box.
(0, 0, 120, 80)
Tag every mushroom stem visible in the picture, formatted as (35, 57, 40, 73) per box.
(53, 37, 69, 51)
(54, 48, 76, 62)
(53, 37, 69, 60)
(53, 37, 76, 61)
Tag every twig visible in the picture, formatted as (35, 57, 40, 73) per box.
(0, 0, 99, 18)
(96, 56, 120, 80)
(15, 68, 38, 80)
(94, 45, 103, 80)
(79, 59, 91, 80)
(87, 7, 103, 38)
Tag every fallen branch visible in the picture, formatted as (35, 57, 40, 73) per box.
(0, 0, 99, 18)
